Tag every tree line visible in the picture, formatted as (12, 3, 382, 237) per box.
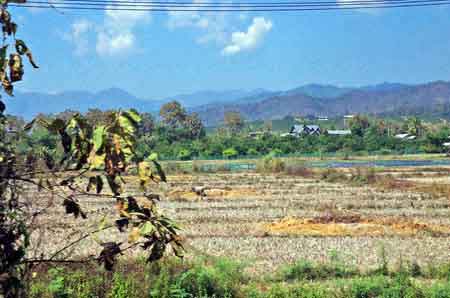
(6, 101, 450, 161)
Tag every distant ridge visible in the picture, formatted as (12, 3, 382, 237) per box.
(4, 81, 449, 123)
(192, 81, 450, 126)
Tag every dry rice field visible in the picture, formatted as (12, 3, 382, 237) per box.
(28, 165, 450, 273)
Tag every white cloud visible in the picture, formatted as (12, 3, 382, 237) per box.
(96, 3, 151, 56)
(63, 1, 151, 57)
(167, 0, 232, 45)
(222, 17, 272, 56)
(96, 31, 135, 55)
(63, 19, 92, 56)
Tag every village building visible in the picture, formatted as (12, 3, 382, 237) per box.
(327, 129, 352, 136)
(287, 124, 321, 137)
(394, 133, 416, 140)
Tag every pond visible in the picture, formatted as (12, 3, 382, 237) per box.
(199, 158, 450, 172)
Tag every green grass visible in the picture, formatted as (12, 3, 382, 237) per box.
(26, 257, 450, 298)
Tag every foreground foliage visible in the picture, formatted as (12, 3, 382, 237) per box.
(25, 256, 450, 298)
(0, 3, 182, 298)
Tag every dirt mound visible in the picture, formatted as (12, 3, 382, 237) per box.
(265, 214, 450, 237)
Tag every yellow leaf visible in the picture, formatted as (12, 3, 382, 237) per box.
(128, 227, 140, 243)
(88, 151, 105, 170)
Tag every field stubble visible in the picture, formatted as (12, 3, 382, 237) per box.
(29, 166, 450, 273)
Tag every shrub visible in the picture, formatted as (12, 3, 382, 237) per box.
(425, 282, 450, 298)
(109, 272, 139, 298)
(268, 149, 283, 157)
(177, 149, 192, 161)
(47, 268, 69, 298)
(424, 263, 450, 280)
(175, 257, 244, 298)
(343, 276, 388, 298)
(247, 148, 259, 156)
(223, 148, 239, 159)
(243, 283, 330, 298)
(279, 259, 358, 282)
(341, 274, 424, 298)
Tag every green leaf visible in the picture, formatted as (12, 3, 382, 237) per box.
(88, 152, 105, 170)
(139, 221, 154, 236)
(148, 153, 158, 161)
(138, 161, 151, 179)
(126, 109, 141, 123)
(92, 125, 105, 153)
(118, 114, 136, 135)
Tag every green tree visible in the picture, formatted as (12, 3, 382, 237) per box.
(0, 6, 182, 298)
(159, 100, 187, 129)
(138, 112, 156, 136)
(184, 112, 205, 139)
(406, 116, 423, 137)
(349, 115, 370, 137)
(84, 108, 114, 126)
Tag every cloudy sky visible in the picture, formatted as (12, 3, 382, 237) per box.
(10, 2, 450, 98)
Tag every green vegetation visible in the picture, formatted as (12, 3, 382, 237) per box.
(11, 103, 450, 162)
(26, 256, 450, 298)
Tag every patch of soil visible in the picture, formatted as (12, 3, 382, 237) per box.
(265, 214, 450, 237)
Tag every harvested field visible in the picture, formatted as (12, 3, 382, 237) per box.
(265, 215, 450, 237)
(29, 164, 450, 273)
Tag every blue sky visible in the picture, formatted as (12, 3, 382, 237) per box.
(10, 3, 450, 99)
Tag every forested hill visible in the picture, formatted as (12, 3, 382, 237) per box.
(193, 81, 450, 126)
(5, 81, 450, 122)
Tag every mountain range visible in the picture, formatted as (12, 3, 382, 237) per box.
(3, 81, 450, 125)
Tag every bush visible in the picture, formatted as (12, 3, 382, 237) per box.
(341, 274, 424, 298)
(247, 148, 259, 156)
(343, 276, 388, 298)
(425, 282, 450, 298)
(223, 148, 239, 159)
(279, 259, 358, 282)
(242, 283, 330, 298)
(175, 257, 244, 298)
(109, 273, 139, 298)
(177, 149, 192, 161)
(268, 149, 283, 157)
